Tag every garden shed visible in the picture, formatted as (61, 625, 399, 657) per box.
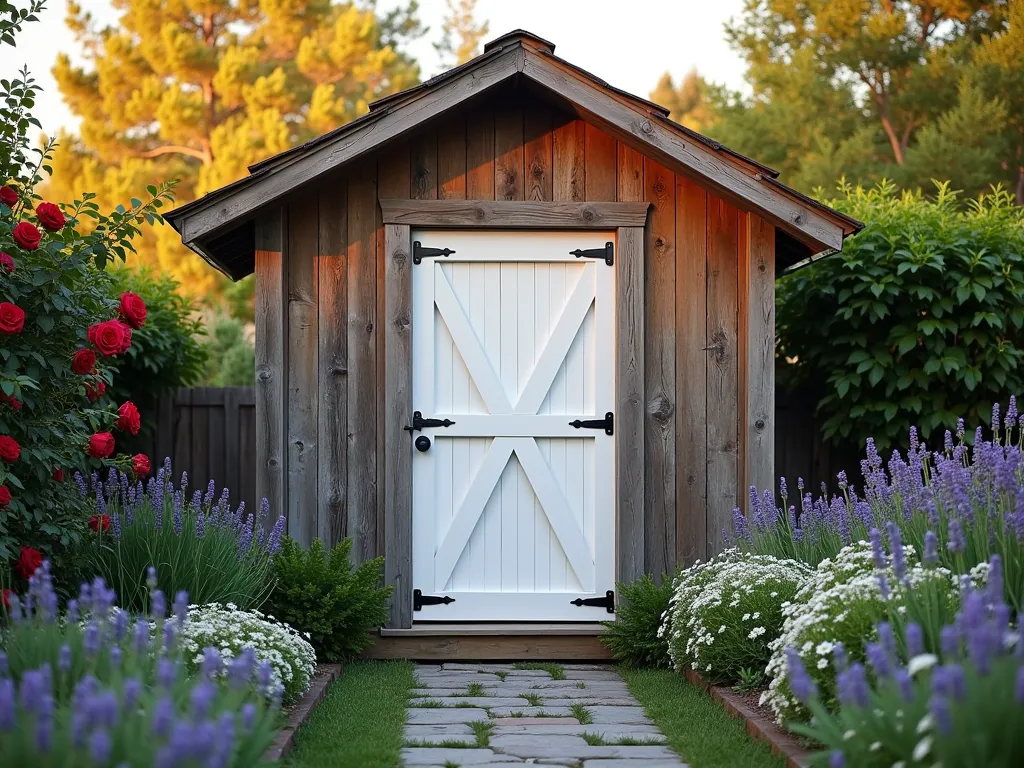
(167, 30, 861, 648)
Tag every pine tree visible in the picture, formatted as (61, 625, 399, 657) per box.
(433, 0, 488, 70)
(47, 0, 424, 298)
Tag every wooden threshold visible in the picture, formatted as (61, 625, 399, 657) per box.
(364, 623, 613, 661)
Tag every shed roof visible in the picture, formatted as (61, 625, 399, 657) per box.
(165, 30, 862, 279)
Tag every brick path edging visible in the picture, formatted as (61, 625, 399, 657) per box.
(683, 669, 811, 768)
(264, 664, 343, 762)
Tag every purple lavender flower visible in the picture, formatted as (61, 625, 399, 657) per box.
(930, 694, 952, 734)
(123, 677, 142, 711)
(985, 554, 1003, 606)
(785, 649, 816, 703)
(173, 591, 189, 630)
(163, 621, 176, 652)
(111, 511, 121, 539)
(905, 623, 924, 658)
(956, 417, 965, 440)
(156, 658, 177, 689)
(58, 644, 72, 674)
(940, 626, 959, 658)
(944, 429, 953, 454)
(947, 518, 966, 554)
(1008, 396, 1019, 430)
(173, 490, 184, 535)
(241, 702, 256, 732)
(923, 530, 939, 566)
(894, 669, 913, 702)
(83, 621, 101, 657)
(836, 663, 869, 708)
(204, 479, 216, 508)
(132, 620, 150, 654)
(865, 642, 890, 679)
(147, 566, 158, 590)
(151, 589, 166, 620)
(732, 507, 749, 540)
(195, 511, 206, 540)
(179, 470, 188, 491)
(152, 696, 174, 737)
(238, 513, 255, 555)
(828, 751, 844, 768)
(233, 501, 247, 532)
(869, 527, 886, 570)
(228, 647, 257, 690)
(832, 642, 847, 672)
(886, 521, 906, 582)
(73, 471, 88, 497)
(190, 680, 216, 720)
(109, 647, 122, 668)
(992, 402, 1001, 435)
(201, 647, 222, 679)
(268, 514, 285, 554)
(0, 678, 15, 732)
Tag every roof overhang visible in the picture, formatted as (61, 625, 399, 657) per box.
(166, 31, 862, 279)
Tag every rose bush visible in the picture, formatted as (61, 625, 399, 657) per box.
(0, 60, 175, 576)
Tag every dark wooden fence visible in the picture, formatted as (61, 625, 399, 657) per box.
(133, 388, 257, 513)
(774, 389, 860, 498)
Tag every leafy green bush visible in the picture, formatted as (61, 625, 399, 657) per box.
(777, 181, 1024, 450)
(266, 537, 392, 663)
(663, 552, 811, 684)
(600, 573, 673, 668)
(202, 315, 255, 386)
(105, 267, 208, 414)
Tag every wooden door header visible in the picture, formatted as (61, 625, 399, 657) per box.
(380, 200, 651, 228)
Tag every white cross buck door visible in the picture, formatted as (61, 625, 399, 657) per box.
(411, 230, 617, 622)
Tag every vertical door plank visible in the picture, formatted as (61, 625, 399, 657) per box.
(553, 115, 586, 201)
(643, 158, 676, 578)
(411, 130, 438, 200)
(616, 225, 645, 584)
(466, 110, 495, 200)
(255, 209, 287, 526)
(617, 144, 644, 203)
(287, 192, 319, 548)
(676, 177, 708, 566)
(706, 197, 740, 556)
(384, 223, 413, 628)
(494, 104, 524, 201)
(438, 117, 467, 200)
(585, 123, 617, 201)
(317, 178, 348, 547)
(347, 162, 379, 562)
(745, 214, 776, 501)
(524, 105, 553, 201)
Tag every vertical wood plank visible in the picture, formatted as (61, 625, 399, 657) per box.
(317, 178, 348, 547)
(223, 388, 240, 499)
(384, 223, 413, 628)
(156, 394, 174, 466)
(585, 123, 617, 201)
(553, 116, 585, 201)
(643, 158, 676, 578)
(706, 197, 740, 556)
(411, 130, 438, 200)
(617, 144, 644, 202)
(523, 106, 553, 201)
(437, 117, 467, 200)
(745, 214, 776, 501)
(255, 209, 287, 525)
(287, 193, 319, 548)
(466, 110, 495, 200)
(494, 104, 524, 201)
(617, 225, 645, 584)
(347, 162, 379, 562)
(676, 177, 708, 566)
(174, 388, 192, 481)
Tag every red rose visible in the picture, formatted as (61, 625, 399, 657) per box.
(53, 468, 64, 483)
(115, 401, 141, 435)
(89, 514, 111, 533)
(1, 393, 21, 411)
(12, 221, 40, 251)
(0, 435, 19, 463)
(35, 202, 65, 231)
(88, 319, 130, 356)
(85, 380, 106, 401)
(2, 588, 12, 610)
(87, 432, 115, 459)
(14, 547, 42, 580)
(72, 348, 97, 375)
(0, 302, 25, 335)
(132, 453, 151, 477)
(0, 253, 13, 273)
(118, 292, 147, 329)
(0, 186, 17, 207)
(0, 485, 10, 507)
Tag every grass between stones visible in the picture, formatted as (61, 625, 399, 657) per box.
(467, 720, 494, 747)
(462, 682, 486, 697)
(513, 661, 566, 680)
(569, 703, 593, 724)
(519, 692, 543, 706)
(581, 732, 662, 747)
(287, 660, 414, 768)
(492, 670, 508, 681)
(620, 667, 785, 768)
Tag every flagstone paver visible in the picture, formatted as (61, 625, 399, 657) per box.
(401, 664, 688, 767)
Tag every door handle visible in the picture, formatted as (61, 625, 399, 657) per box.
(415, 436, 431, 452)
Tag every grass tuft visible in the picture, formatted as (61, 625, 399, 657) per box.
(287, 660, 413, 768)
(569, 703, 593, 724)
(408, 699, 443, 708)
(454, 701, 475, 709)
(581, 731, 608, 746)
(467, 720, 493, 747)
(575, 681, 587, 689)
(494, 670, 508, 682)
(463, 682, 485, 697)
(513, 661, 565, 680)
(519, 692, 543, 707)
(619, 667, 785, 768)
(404, 739, 473, 749)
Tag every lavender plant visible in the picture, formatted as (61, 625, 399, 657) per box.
(83, 459, 285, 613)
(786, 557, 1023, 768)
(0, 561, 281, 766)
(732, 403, 1024, 612)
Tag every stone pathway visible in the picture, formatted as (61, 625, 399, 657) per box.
(401, 663, 688, 767)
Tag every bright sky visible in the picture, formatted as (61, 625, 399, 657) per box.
(4, 0, 750, 137)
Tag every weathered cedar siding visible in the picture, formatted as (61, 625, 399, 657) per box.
(260, 96, 774, 572)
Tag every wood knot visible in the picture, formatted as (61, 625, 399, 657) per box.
(581, 207, 595, 222)
(653, 180, 665, 195)
(268, 457, 280, 469)
(791, 213, 803, 225)
(755, 418, 766, 431)
(640, 119, 654, 134)
(758, 262, 767, 273)
(256, 366, 273, 383)
(647, 394, 674, 425)
(504, 170, 517, 186)
(394, 311, 411, 330)
(654, 236, 666, 249)
(365, 321, 374, 333)
(687, 473, 697, 487)
(531, 162, 544, 179)
(474, 206, 486, 221)
(392, 248, 408, 266)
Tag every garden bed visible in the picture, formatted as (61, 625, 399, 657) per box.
(683, 669, 809, 768)
(265, 664, 343, 761)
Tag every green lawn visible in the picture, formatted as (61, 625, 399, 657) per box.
(620, 667, 785, 768)
(287, 660, 414, 768)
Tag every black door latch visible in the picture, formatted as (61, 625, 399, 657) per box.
(413, 589, 455, 611)
(413, 241, 456, 265)
(568, 412, 614, 436)
(404, 411, 456, 432)
(569, 241, 614, 266)
(570, 590, 615, 613)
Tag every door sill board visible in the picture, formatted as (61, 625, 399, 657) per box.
(380, 622, 607, 637)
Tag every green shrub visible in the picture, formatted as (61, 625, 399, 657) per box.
(777, 181, 1024, 450)
(202, 315, 255, 386)
(106, 267, 208, 415)
(664, 552, 811, 684)
(266, 537, 392, 663)
(600, 573, 673, 668)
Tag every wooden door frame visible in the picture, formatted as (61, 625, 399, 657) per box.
(382, 199, 649, 628)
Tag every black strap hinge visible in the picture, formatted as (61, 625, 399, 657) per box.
(570, 590, 615, 613)
(413, 589, 455, 611)
(569, 241, 613, 266)
(404, 411, 456, 432)
(568, 412, 613, 436)
(413, 241, 456, 265)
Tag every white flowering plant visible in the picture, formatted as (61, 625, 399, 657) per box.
(662, 549, 811, 683)
(761, 539, 962, 725)
(181, 602, 317, 703)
